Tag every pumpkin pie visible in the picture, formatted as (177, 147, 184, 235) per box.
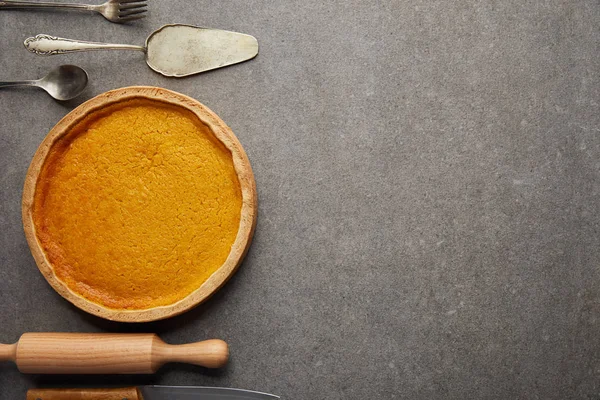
(22, 87, 257, 322)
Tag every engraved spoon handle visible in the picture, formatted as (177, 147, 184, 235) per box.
(24, 34, 145, 55)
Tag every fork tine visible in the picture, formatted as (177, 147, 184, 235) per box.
(119, 2, 146, 10)
(119, 8, 147, 17)
(118, 14, 147, 22)
(118, 0, 147, 3)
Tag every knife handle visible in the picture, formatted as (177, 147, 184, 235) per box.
(3, 333, 228, 374)
(26, 387, 140, 400)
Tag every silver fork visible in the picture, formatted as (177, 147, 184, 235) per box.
(0, 0, 147, 23)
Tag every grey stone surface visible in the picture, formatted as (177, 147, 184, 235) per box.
(0, 0, 599, 398)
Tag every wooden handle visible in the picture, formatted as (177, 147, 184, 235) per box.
(0, 343, 17, 362)
(152, 338, 229, 368)
(9, 333, 228, 374)
(26, 387, 140, 400)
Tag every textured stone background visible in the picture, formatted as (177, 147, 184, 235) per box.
(1, 1, 599, 399)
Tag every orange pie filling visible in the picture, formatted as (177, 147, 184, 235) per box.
(32, 100, 242, 310)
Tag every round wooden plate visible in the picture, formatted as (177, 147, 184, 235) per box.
(22, 86, 257, 322)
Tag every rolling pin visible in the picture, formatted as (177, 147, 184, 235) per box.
(0, 333, 228, 374)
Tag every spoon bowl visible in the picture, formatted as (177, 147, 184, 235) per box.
(0, 65, 88, 101)
(40, 65, 88, 101)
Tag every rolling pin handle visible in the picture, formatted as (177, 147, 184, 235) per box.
(0, 342, 17, 362)
(151, 338, 229, 370)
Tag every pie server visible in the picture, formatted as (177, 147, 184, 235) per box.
(23, 24, 259, 77)
(26, 386, 280, 400)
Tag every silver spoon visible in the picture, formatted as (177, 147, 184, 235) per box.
(0, 65, 88, 101)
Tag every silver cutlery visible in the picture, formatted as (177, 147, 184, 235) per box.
(24, 24, 259, 77)
(0, 65, 88, 101)
(26, 385, 280, 400)
(0, 0, 147, 23)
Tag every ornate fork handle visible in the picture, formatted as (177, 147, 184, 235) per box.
(24, 34, 145, 55)
(0, 0, 94, 10)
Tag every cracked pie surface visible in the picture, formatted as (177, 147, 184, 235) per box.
(22, 87, 257, 322)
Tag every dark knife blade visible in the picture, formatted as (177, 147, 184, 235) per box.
(140, 386, 280, 400)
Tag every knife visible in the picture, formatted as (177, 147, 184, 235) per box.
(26, 386, 280, 400)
